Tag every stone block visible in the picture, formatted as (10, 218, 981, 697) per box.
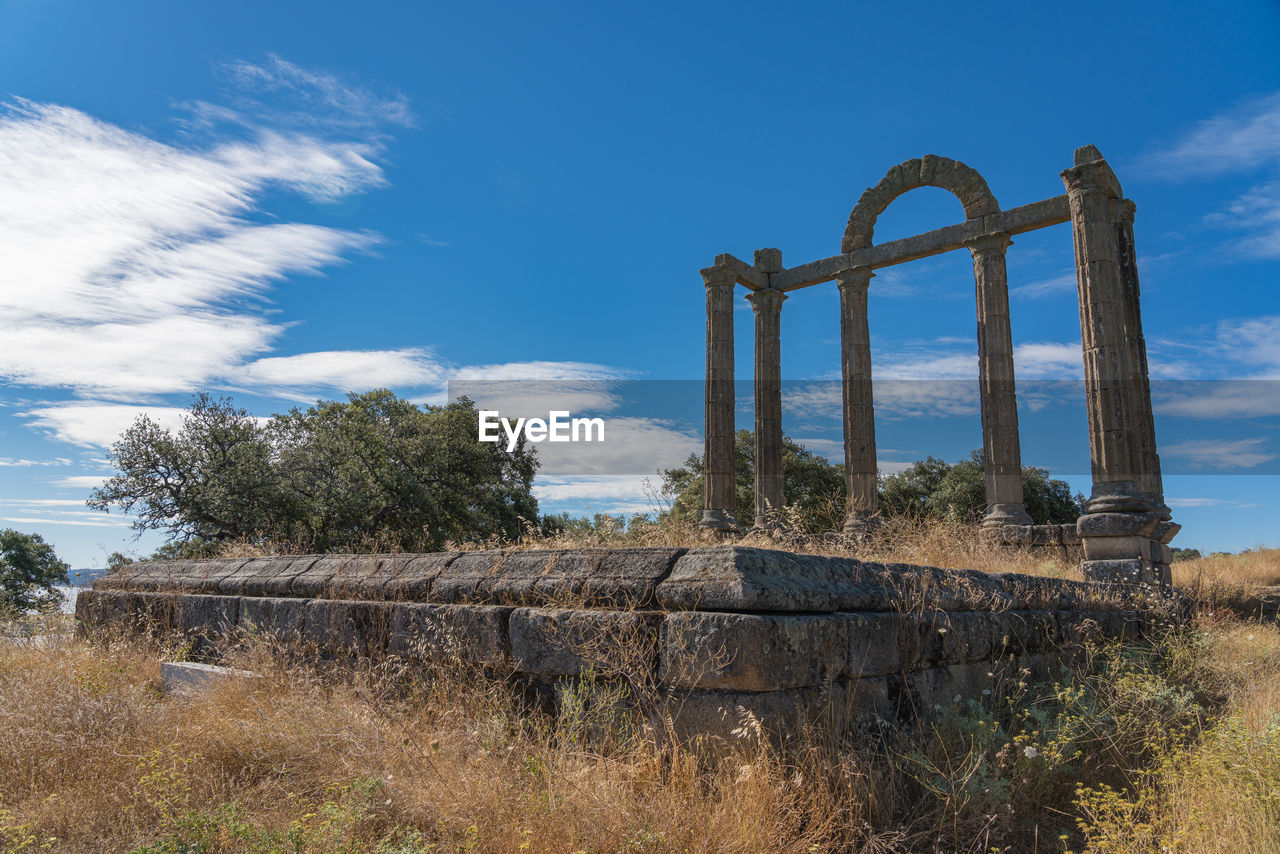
(663, 685, 837, 744)
(335, 554, 417, 601)
(288, 555, 349, 598)
(237, 596, 309, 642)
(384, 553, 460, 601)
(388, 603, 511, 666)
(161, 661, 261, 695)
(997, 610, 1059, 655)
(660, 611, 847, 691)
(529, 550, 607, 603)
(580, 548, 684, 608)
(510, 608, 661, 678)
(177, 594, 240, 655)
(1082, 558, 1155, 586)
(1079, 512, 1159, 539)
(843, 612, 904, 677)
(303, 600, 392, 657)
(429, 551, 508, 603)
(475, 550, 564, 604)
(655, 547, 891, 612)
(904, 661, 997, 715)
(257, 557, 320, 597)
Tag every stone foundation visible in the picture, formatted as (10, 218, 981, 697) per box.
(79, 546, 1166, 741)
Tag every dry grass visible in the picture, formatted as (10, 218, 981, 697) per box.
(0, 629, 905, 853)
(7, 614, 1280, 853)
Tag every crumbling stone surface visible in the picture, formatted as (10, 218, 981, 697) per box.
(82, 546, 1172, 740)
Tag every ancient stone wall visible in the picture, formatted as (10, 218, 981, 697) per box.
(78, 547, 1164, 740)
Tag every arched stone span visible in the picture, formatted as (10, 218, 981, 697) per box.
(842, 155, 1001, 253)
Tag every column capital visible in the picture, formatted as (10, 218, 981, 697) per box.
(746, 286, 786, 312)
(964, 230, 1012, 257)
(1060, 145, 1124, 199)
(834, 265, 874, 291)
(1113, 197, 1137, 226)
(700, 264, 736, 288)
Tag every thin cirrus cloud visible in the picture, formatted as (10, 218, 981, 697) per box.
(1144, 90, 1280, 258)
(0, 97, 385, 399)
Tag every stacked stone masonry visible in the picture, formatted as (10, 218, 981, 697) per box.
(79, 547, 1163, 741)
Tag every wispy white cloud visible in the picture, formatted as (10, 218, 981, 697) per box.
(0, 458, 72, 467)
(236, 349, 449, 400)
(49, 476, 115, 489)
(0, 98, 385, 398)
(1145, 91, 1280, 258)
(215, 54, 417, 132)
(1165, 497, 1261, 510)
(1146, 92, 1280, 178)
(1010, 272, 1076, 300)
(22, 402, 191, 448)
(1162, 437, 1277, 469)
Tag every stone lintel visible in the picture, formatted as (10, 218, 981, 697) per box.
(711, 253, 767, 289)
(773, 194, 1070, 291)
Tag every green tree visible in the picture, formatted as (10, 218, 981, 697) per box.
(0, 529, 70, 614)
(879, 450, 1083, 524)
(661, 430, 846, 532)
(90, 390, 539, 553)
(663, 440, 1082, 529)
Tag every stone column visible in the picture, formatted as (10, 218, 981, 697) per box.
(749, 248, 786, 530)
(1062, 145, 1169, 586)
(1115, 199, 1172, 523)
(966, 231, 1033, 528)
(701, 264, 738, 532)
(836, 266, 880, 534)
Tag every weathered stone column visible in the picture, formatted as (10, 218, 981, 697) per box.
(836, 266, 880, 534)
(701, 264, 739, 532)
(1062, 145, 1170, 585)
(966, 231, 1033, 528)
(749, 248, 786, 530)
(1115, 199, 1172, 521)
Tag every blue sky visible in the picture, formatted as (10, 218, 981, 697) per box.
(1, 0, 1278, 567)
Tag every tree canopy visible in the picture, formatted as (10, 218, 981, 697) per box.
(0, 529, 70, 614)
(89, 390, 540, 554)
(661, 434, 1083, 529)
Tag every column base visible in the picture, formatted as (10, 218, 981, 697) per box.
(700, 508, 739, 534)
(1081, 558, 1171, 589)
(841, 511, 884, 540)
(981, 503, 1033, 527)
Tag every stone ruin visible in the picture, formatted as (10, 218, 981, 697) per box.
(700, 145, 1179, 588)
(77, 548, 1163, 741)
(75, 147, 1181, 740)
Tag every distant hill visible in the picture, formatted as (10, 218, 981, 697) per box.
(65, 568, 108, 588)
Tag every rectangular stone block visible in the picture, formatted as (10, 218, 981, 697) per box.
(303, 600, 392, 657)
(843, 612, 904, 677)
(904, 661, 998, 716)
(430, 551, 508, 603)
(288, 555, 349, 598)
(475, 550, 564, 604)
(510, 608, 661, 678)
(331, 554, 416, 601)
(177, 594, 240, 655)
(656, 547, 893, 613)
(219, 558, 283, 596)
(257, 557, 321, 597)
(237, 596, 309, 642)
(384, 553, 460, 601)
(661, 611, 847, 691)
(529, 550, 606, 603)
(579, 548, 684, 608)
(387, 602, 511, 666)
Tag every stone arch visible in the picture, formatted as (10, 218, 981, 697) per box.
(842, 155, 1001, 253)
